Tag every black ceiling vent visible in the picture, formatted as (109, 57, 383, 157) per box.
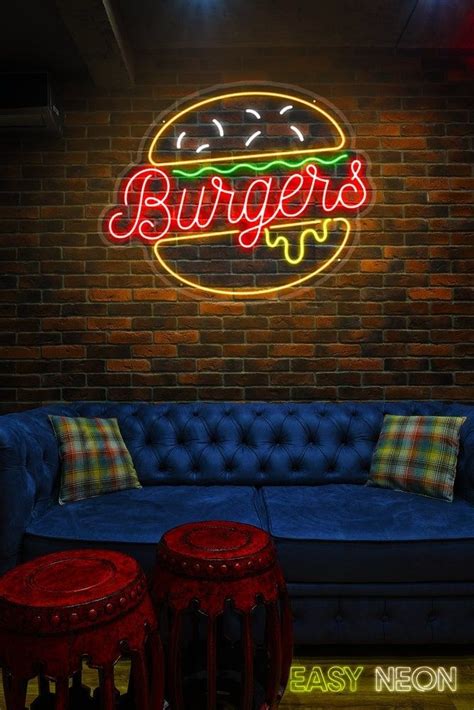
(0, 72, 62, 135)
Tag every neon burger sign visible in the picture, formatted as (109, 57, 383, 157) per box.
(103, 85, 372, 296)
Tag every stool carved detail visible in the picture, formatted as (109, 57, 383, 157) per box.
(0, 550, 164, 710)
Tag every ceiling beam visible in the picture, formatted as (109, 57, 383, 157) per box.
(55, 0, 134, 87)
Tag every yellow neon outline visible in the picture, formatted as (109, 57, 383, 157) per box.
(148, 91, 346, 169)
(265, 224, 330, 265)
(152, 218, 351, 296)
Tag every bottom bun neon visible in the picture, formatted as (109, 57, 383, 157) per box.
(153, 217, 351, 296)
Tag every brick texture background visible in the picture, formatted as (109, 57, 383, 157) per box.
(0, 48, 473, 413)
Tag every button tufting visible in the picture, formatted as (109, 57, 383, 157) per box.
(381, 614, 389, 622)
(335, 614, 343, 622)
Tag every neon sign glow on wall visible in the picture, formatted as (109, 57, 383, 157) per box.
(103, 86, 373, 296)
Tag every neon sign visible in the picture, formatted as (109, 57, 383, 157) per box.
(103, 86, 373, 296)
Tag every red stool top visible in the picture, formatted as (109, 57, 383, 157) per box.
(156, 521, 275, 581)
(0, 549, 147, 635)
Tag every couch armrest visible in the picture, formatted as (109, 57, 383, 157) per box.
(0, 413, 60, 573)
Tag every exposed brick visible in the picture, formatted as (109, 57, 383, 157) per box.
(360, 261, 390, 273)
(131, 345, 177, 358)
(107, 359, 151, 372)
(222, 345, 268, 357)
(109, 331, 153, 344)
(269, 345, 315, 357)
(179, 373, 223, 386)
(42, 345, 86, 359)
(409, 288, 453, 300)
(87, 317, 132, 330)
(134, 289, 178, 301)
(200, 303, 245, 315)
(343, 359, 383, 371)
(154, 331, 199, 344)
(1, 347, 40, 359)
(247, 330, 291, 344)
(89, 289, 132, 302)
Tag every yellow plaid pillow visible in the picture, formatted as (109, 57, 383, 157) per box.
(367, 415, 466, 501)
(49, 416, 141, 504)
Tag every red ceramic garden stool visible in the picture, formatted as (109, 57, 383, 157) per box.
(152, 521, 293, 710)
(0, 549, 164, 710)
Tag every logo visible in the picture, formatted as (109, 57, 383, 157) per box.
(289, 664, 458, 696)
(103, 84, 373, 296)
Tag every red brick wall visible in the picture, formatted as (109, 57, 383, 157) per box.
(1, 48, 473, 412)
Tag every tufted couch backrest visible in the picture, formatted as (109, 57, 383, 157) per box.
(1, 399, 474, 572)
(2, 400, 473, 500)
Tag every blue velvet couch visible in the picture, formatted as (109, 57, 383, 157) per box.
(1, 401, 473, 646)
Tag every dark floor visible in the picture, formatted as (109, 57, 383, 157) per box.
(2, 649, 474, 709)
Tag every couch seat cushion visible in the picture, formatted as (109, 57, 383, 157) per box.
(263, 484, 474, 584)
(23, 486, 266, 575)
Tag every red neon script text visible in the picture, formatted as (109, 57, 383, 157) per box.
(105, 159, 369, 249)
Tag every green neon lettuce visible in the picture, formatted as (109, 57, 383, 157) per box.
(172, 153, 349, 178)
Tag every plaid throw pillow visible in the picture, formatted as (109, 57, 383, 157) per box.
(49, 416, 141, 504)
(367, 415, 466, 501)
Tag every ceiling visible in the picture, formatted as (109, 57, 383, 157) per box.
(116, 0, 474, 50)
(0, 0, 472, 86)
